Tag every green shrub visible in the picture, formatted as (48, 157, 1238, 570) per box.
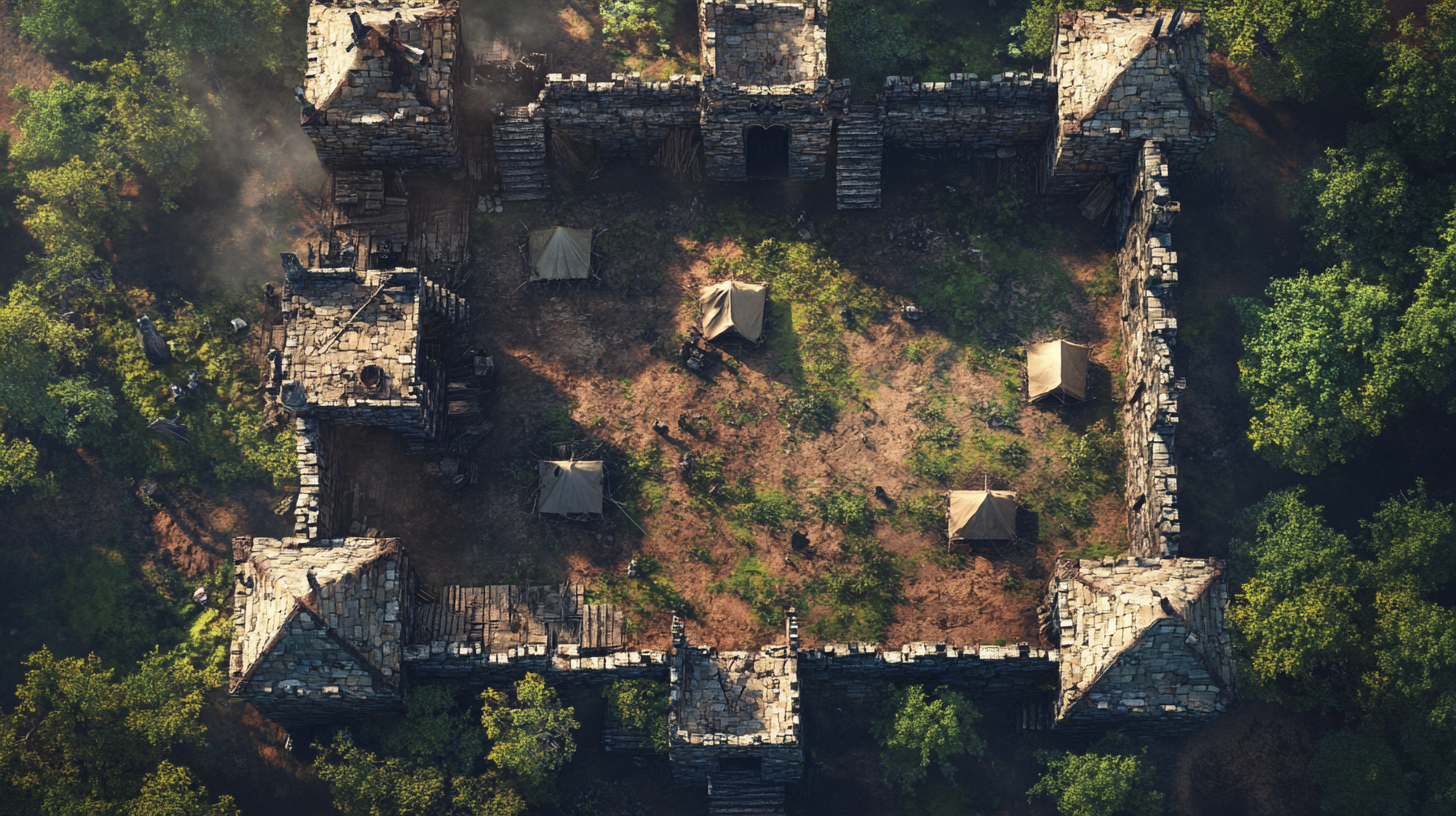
(603, 679, 669, 754)
(816, 487, 875, 535)
(873, 684, 984, 794)
(710, 555, 802, 627)
(587, 555, 687, 635)
(1028, 733, 1163, 816)
(804, 538, 903, 641)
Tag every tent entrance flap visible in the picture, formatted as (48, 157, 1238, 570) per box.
(947, 490, 1018, 540)
(529, 227, 593, 281)
(537, 460, 604, 514)
(699, 280, 767, 343)
(1027, 340, 1090, 401)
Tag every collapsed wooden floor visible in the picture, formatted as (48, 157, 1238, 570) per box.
(410, 583, 624, 653)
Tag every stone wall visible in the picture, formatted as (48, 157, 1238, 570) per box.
(302, 1, 461, 170)
(534, 74, 702, 160)
(293, 418, 340, 539)
(798, 641, 1059, 699)
(403, 642, 669, 684)
(881, 72, 1056, 154)
(1116, 141, 1181, 558)
(700, 77, 849, 181)
(700, 0, 826, 85)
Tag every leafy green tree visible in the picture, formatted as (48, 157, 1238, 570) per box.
(15, 158, 128, 289)
(1308, 728, 1413, 816)
(603, 679, 669, 754)
(1228, 489, 1366, 708)
(1234, 269, 1401, 474)
(872, 684, 984, 794)
(479, 674, 579, 799)
(1204, 0, 1387, 102)
(1028, 734, 1164, 816)
(0, 283, 116, 450)
(15, 0, 295, 72)
(1370, 0, 1456, 168)
(0, 646, 225, 816)
(314, 732, 449, 816)
(376, 686, 488, 777)
(0, 434, 54, 495)
(1296, 148, 1440, 286)
(125, 762, 241, 816)
(600, 0, 675, 53)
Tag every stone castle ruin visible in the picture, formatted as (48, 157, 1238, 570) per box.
(231, 0, 1226, 806)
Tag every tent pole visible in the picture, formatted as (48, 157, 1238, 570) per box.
(609, 498, 647, 535)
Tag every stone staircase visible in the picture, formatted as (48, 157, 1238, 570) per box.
(708, 772, 786, 816)
(493, 108, 548, 201)
(835, 109, 883, 210)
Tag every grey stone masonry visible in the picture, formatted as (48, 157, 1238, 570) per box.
(1048, 557, 1234, 735)
(281, 262, 466, 439)
(494, 106, 549, 201)
(1118, 141, 1181, 558)
(535, 73, 703, 160)
(881, 72, 1056, 155)
(292, 418, 339, 539)
(670, 618, 803, 785)
(700, 0, 827, 86)
(302, 1, 461, 170)
(835, 106, 883, 209)
(700, 77, 849, 181)
(1047, 9, 1214, 193)
(798, 640, 1059, 699)
(230, 537, 412, 724)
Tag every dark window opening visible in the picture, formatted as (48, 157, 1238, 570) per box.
(718, 756, 762, 775)
(745, 125, 789, 178)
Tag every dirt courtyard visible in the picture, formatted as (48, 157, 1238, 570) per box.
(334, 157, 1121, 653)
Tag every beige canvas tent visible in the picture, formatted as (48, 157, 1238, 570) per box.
(538, 460, 604, 514)
(1027, 340, 1090, 402)
(948, 490, 1018, 541)
(700, 281, 766, 343)
(528, 227, 593, 281)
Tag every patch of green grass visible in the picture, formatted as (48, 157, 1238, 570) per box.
(709, 555, 803, 627)
(715, 397, 766, 428)
(897, 491, 946, 535)
(616, 444, 666, 517)
(1027, 420, 1123, 531)
(1086, 256, 1120, 297)
(587, 555, 687, 635)
(733, 488, 807, 532)
(816, 487, 875, 535)
(804, 537, 904, 642)
(686, 543, 717, 566)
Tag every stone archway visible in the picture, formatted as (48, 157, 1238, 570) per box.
(745, 124, 790, 178)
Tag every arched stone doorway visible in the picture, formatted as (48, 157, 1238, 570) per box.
(745, 125, 790, 178)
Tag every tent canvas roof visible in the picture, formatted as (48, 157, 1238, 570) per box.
(529, 227, 593, 281)
(538, 460, 604, 514)
(700, 281, 766, 343)
(948, 490, 1018, 540)
(1027, 340, 1089, 401)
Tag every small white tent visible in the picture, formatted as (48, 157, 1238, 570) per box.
(537, 460, 604, 514)
(947, 490, 1018, 541)
(528, 227, 593, 281)
(1027, 340, 1090, 402)
(699, 281, 766, 343)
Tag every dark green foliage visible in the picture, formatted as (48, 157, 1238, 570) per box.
(15, 0, 296, 73)
(1027, 733, 1163, 816)
(479, 674, 579, 800)
(600, 0, 675, 54)
(1234, 269, 1400, 474)
(1031, 421, 1122, 530)
(710, 555, 802, 627)
(872, 684, 984, 794)
(587, 555, 687, 635)
(732, 488, 808, 532)
(1308, 729, 1413, 816)
(313, 685, 531, 816)
(1370, 0, 1456, 169)
(1228, 488, 1365, 709)
(0, 646, 231, 816)
(1204, 0, 1387, 103)
(603, 679, 669, 754)
(829, 0, 1024, 91)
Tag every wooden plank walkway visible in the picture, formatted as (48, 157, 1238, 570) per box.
(411, 584, 623, 653)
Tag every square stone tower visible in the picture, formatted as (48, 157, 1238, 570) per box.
(301, 0, 461, 170)
(1047, 9, 1214, 192)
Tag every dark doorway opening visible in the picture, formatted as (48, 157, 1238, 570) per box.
(718, 756, 763, 776)
(745, 125, 789, 178)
